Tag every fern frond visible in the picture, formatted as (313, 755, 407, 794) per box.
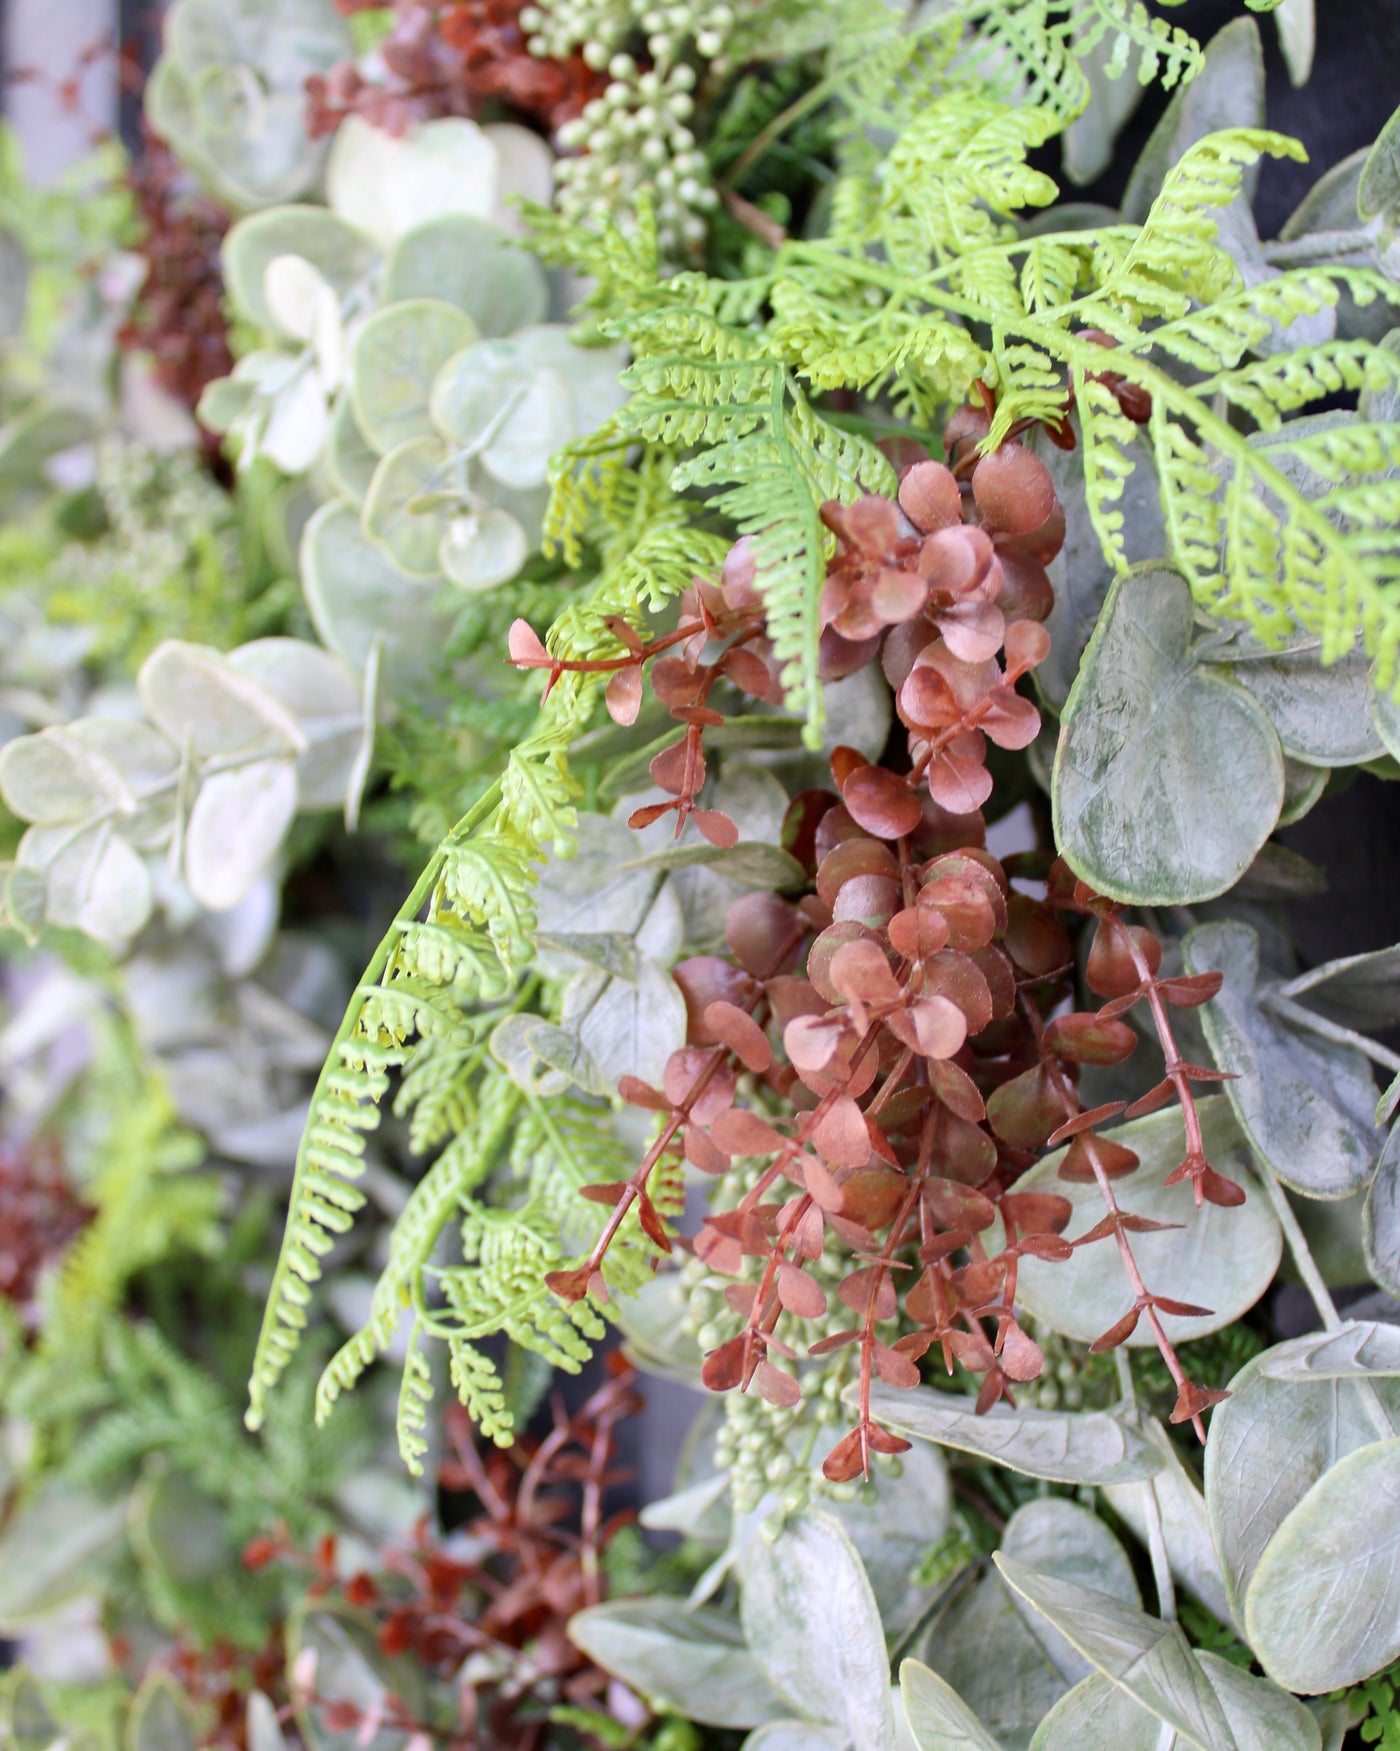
(1067, 0, 1203, 88)
(395, 1324, 434, 1475)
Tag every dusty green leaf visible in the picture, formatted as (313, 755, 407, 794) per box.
(1365, 1122, 1400, 1297)
(350, 299, 479, 456)
(622, 840, 805, 889)
(1278, 943, 1400, 1032)
(385, 215, 548, 337)
(1103, 1420, 1235, 1630)
(1001, 1500, 1139, 1684)
(1360, 101, 1400, 224)
(1053, 569, 1284, 905)
(1259, 1319, 1400, 1381)
(363, 437, 449, 578)
(0, 1483, 126, 1626)
(741, 1511, 896, 1751)
(1184, 921, 1382, 1198)
(125, 1677, 196, 1751)
(1204, 1325, 1400, 1618)
(139, 640, 303, 760)
(223, 208, 376, 334)
(1223, 646, 1383, 766)
(1009, 1097, 1279, 1346)
(994, 1556, 1236, 1750)
(1245, 1437, 1400, 1693)
(326, 115, 500, 250)
(865, 1390, 1161, 1485)
(917, 1571, 1068, 1748)
(899, 1661, 1003, 1751)
(568, 1599, 785, 1730)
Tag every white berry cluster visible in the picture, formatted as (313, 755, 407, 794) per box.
(522, 1, 738, 256)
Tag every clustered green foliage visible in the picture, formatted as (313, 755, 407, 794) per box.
(21, 0, 1400, 1745)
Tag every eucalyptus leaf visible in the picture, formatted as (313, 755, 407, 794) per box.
(385, 215, 549, 336)
(1053, 568, 1284, 905)
(568, 1600, 787, 1730)
(326, 391, 379, 505)
(1203, 1324, 1400, 1618)
(899, 1661, 1003, 1751)
(1032, 1660, 1320, 1751)
(534, 930, 641, 982)
(362, 437, 450, 578)
(1244, 1436, 1400, 1693)
(622, 840, 806, 889)
(139, 640, 304, 760)
(1278, 756, 1327, 826)
(1365, 1121, 1400, 1298)
(245, 1694, 287, 1751)
(1222, 646, 1383, 766)
(326, 116, 502, 251)
(124, 1677, 196, 1751)
(1258, 1319, 1400, 1381)
(1360, 101, 1400, 225)
(612, 1272, 704, 1383)
(23, 823, 154, 946)
(288, 1601, 419, 1751)
(0, 1484, 126, 1626)
(1030, 1674, 1164, 1751)
(184, 757, 298, 911)
(864, 1390, 1161, 1485)
(569, 954, 688, 1094)
(488, 1012, 574, 1099)
(222, 207, 376, 333)
(1278, 943, 1400, 1032)
(834, 1441, 952, 1645)
(741, 1511, 897, 1751)
(1001, 1500, 1139, 1684)
(226, 639, 364, 811)
(1184, 921, 1382, 1198)
(994, 1556, 1235, 1750)
(917, 1571, 1068, 1749)
(438, 507, 528, 590)
(742, 1726, 846, 1750)
(1009, 1097, 1278, 1346)
(350, 300, 479, 456)
(534, 815, 662, 975)
(1102, 1420, 1236, 1630)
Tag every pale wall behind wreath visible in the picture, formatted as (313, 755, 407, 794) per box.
(2, 0, 118, 184)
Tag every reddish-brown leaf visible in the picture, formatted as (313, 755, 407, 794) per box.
(950, 1328, 996, 1372)
(809, 1328, 861, 1356)
(635, 1192, 672, 1251)
(753, 1360, 802, 1408)
(1045, 1012, 1138, 1066)
(1086, 919, 1162, 998)
(701, 1335, 748, 1390)
(693, 807, 740, 849)
(628, 800, 676, 830)
(794, 1150, 846, 1212)
(507, 619, 550, 667)
(1090, 1308, 1141, 1352)
(841, 762, 925, 841)
(777, 1261, 827, 1319)
(925, 1058, 987, 1123)
(838, 1266, 897, 1321)
(726, 892, 804, 977)
(709, 1106, 785, 1157)
(899, 459, 962, 531)
(704, 1000, 772, 1073)
(1059, 1134, 1140, 1182)
(605, 666, 643, 726)
(684, 1123, 729, 1175)
(674, 957, 759, 1042)
(998, 1322, 1044, 1382)
(1157, 971, 1224, 1008)
(889, 995, 968, 1060)
(1171, 1380, 1230, 1425)
(650, 737, 700, 797)
(813, 1095, 871, 1167)
(866, 1423, 913, 1455)
(987, 1063, 1066, 1148)
(821, 1426, 867, 1482)
(546, 1266, 595, 1303)
(1000, 1190, 1073, 1235)
(1047, 1101, 1127, 1146)
(664, 1048, 735, 1124)
(1153, 1295, 1214, 1318)
(873, 1341, 921, 1389)
(1003, 893, 1070, 979)
(923, 1178, 996, 1231)
(617, 1075, 670, 1111)
(1003, 618, 1051, 673)
(972, 444, 1057, 535)
(785, 1014, 844, 1073)
(580, 1181, 630, 1205)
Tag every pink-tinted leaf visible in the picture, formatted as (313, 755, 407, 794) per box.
(704, 1000, 772, 1073)
(778, 1261, 826, 1319)
(812, 1094, 871, 1167)
(605, 666, 643, 726)
(693, 807, 739, 848)
(508, 619, 550, 667)
(971, 444, 1056, 534)
(899, 459, 962, 531)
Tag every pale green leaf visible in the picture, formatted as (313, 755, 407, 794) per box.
(350, 299, 479, 456)
(900, 1661, 1003, 1751)
(863, 1391, 1161, 1485)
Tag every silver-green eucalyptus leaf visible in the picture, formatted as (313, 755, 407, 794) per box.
(1184, 921, 1382, 1199)
(742, 1726, 847, 1750)
(350, 299, 480, 457)
(1365, 1122, 1400, 1297)
(1031, 1659, 1320, 1751)
(899, 1661, 1003, 1751)
(184, 756, 297, 911)
(994, 1556, 1236, 1751)
(222, 207, 377, 333)
(568, 1599, 787, 1730)
(1278, 942, 1400, 1032)
(1204, 1325, 1400, 1618)
(917, 1571, 1068, 1748)
(124, 1676, 197, 1751)
(1258, 1319, 1400, 1381)
(621, 840, 805, 888)
(1053, 568, 1284, 905)
(863, 1390, 1162, 1485)
(362, 437, 451, 578)
(741, 1511, 897, 1751)
(1360, 101, 1400, 226)
(385, 215, 549, 337)
(1244, 1436, 1400, 1693)
(1000, 1500, 1139, 1683)
(1220, 645, 1384, 766)
(0, 1482, 126, 1626)
(1102, 1419, 1235, 1630)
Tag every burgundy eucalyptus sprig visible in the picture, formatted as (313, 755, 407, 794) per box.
(510, 408, 1239, 1473)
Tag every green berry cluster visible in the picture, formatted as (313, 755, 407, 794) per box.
(523, 1, 735, 255)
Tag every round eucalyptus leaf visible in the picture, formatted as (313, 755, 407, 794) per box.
(1101, 1421, 1235, 1630)
(300, 502, 454, 698)
(264, 255, 345, 387)
(482, 367, 575, 488)
(185, 756, 297, 911)
(385, 215, 548, 337)
(833, 1440, 952, 1644)
(1001, 1499, 1139, 1684)
(327, 116, 500, 250)
(429, 339, 534, 451)
(1281, 943, 1400, 1032)
(222, 206, 377, 332)
(570, 955, 688, 1094)
(1032, 1660, 1320, 1751)
(1031, 1674, 1165, 1751)
(1278, 755, 1326, 826)
(1053, 567, 1284, 905)
(568, 1599, 785, 1730)
(1360, 102, 1400, 225)
(439, 507, 528, 591)
(1184, 921, 1381, 1198)
(1009, 1097, 1280, 1347)
(1204, 1325, 1400, 1618)
(226, 639, 364, 809)
(899, 1662, 1001, 1751)
(1245, 1436, 1400, 1693)
(287, 1600, 421, 1751)
(510, 323, 628, 431)
(27, 824, 154, 945)
(260, 365, 329, 476)
(1281, 147, 1367, 240)
(350, 300, 479, 457)
(0, 725, 136, 824)
(1364, 1122, 1400, 1297)
(612, 1273, 704, 1383)
(740, 1511, 897, 1751)
(1224, 647, 1383, 765)
(139, 640, 303, 760)
(917, 1569, 1068, 1746)
(363, 437, 450, 579)
(245, 1695, 288, 1751)
(1370, 665, 1400, 761)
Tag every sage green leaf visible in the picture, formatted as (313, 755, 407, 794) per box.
(1360, 101, 1400, 225)
(534, 815, 661, 975)
(245, 1694, 287, 1751)
(224, 209, 377, 334)
(741, 1511, 897, 1751)
(488, 1012, 573, 1098)
(300, 502, 454, 697)
(899, 1661, 1003, 1751)
(864, 1390, 1161, 1485)
(4, 865, 46, 946)
(1121, 19, 1265, 223)
(1224, 647, 1383, 766)
(22, 824, 154, 946)
(1184, 921, 1382, 1198)
(185, 756, 298, 911)
(567, 955, 688, 1094)
(0, 1483, 125, 1626)
(1280, 943, 1400, 1032)
(918, 1571, 1068, 1749)
(1008, 1097, 1278, 1346)
(385, 215, 548, 336)
(1259, 1319, 1400, 1381)
(613, 1273, 704, 1383)
(1370, 665, 1400, 760)
(1204, 1326, 1400, 1618)
(261, 365, 330, 476)
(1102, 1420, 1236, 1630)
(1279, 756, 1327, 826)
(994, 1556, 1236, 1751)
(481, 368, 575, 488)
(1365, 1122, 1400, 1296)
(622, 840, 805, 889)
(1196, 1655, 1322, 1751)
(438, 507, 528, 590)
(1060, 31, 1149, 188)
(534, 930, 640, 982)
(326, 391, 379, 505)
(124, 1677, 196, 1751)
(1031, 1675, 1162, 1750)
(326, 116, 500, 251)
(350, 300, 479, 456)
(1272, 0, 1315, 84)
(1280, 148, 1367, 240)
(1001, 1500, 1139, 1683)
(139, 640, 304, 759)
(2, 1670, 61, 1751)
(362, 437, 449, 578)
(1032, 1661, 1320, 1751)
(742, 1726, 845, 1750)
(835, 1440, 952, 1644)
(0, 725, 138, 824)
(226, 638, 364, 811)
(1244, 1436, 1400, 1692)
(430, 339, 535, 451)
(288, 1601, 421, 1751)
(1053, 568, 1284, 905)
(568, 1600, 786, 1730)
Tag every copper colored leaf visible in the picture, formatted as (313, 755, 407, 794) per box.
(873, 1342, 921, 1388)
(890, 994, 968, 1060)
(839, 1266, 897, 1321)
(664, 1047, 735, 1124)
(899, 459, 963, 531)
(605, 667, 643, 726)
(1059, 1134, 1141, 1182)
(1153, 1296, 1214, 1319)
(795, 1151, 846, 1212)
(753, 1361, 802, 1408)
(581, 1181, 629, 1205)
(784, 1014, 843, 1073)
(628, 800, 675, 830)
(837, 1166, 909, 1230)
(924, 1178, 996, 1231)
(1001, 1190, 1073, 1235)
(999, 1323, 1045, 1382)
(830, 937, 905, 1007)
(546, 1266, 595, 1303)
(1171, 1380, 1230, 1425)
(888, 903, 952, 960)
(972, 444, 1056, 535)
(926, 747, 994, 815)
(702, 1336, 748, 1390)
(650, 737, 699, 797)
(1158, 971, 1224, 1008)
(618, 1075, 670, 1111)
(1047, 1102, 1127, 1146)
(674, 957, 759, 1042)
(636, 1193, 672, 1251)
(980, 689, 1042, 751)
(684, 1123, 728, 1175)
(1045, 1012, 1139, 1066)
(1003, 893, 1071, 978)
(988, 1063, 1066, 1148)
(840, 762, 924, 841)
(812, 1095, 871, 1168)
(1091, 1308, 1142, 1351)
(822, 1427, 866, 1482)
(726, 892, 804, 977)
(810, 1329, 861, 1356)
(1004, 618, 1051, 672)
(927, 1058, 986, 1123)
(710, 1106, 785, 1157)
(778, 1262, 826, 1319)
(693, 807, 739, 849)
(1087, 920, 1163, 998)
(704, 1000, 772, 1073)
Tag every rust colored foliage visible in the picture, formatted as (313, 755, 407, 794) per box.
(248, 1362, 645, 1749)
(117, 130, 234, 427)
(512, 402, 1239, 1478)
(0, 1137, 90, 1325)
(307, 1, 604, 139)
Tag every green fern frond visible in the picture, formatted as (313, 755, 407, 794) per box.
(1067, 0, 1203, 88)
(395, 1325, 435, 1474)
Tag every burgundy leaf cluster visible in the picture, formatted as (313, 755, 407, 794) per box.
(0, 1136, 90, 1326)
(512, 404, 1241, 1473)
(247, 1362, 645, 1749)
(116, 130, 234, 433)
(307, 1, 605, 140)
